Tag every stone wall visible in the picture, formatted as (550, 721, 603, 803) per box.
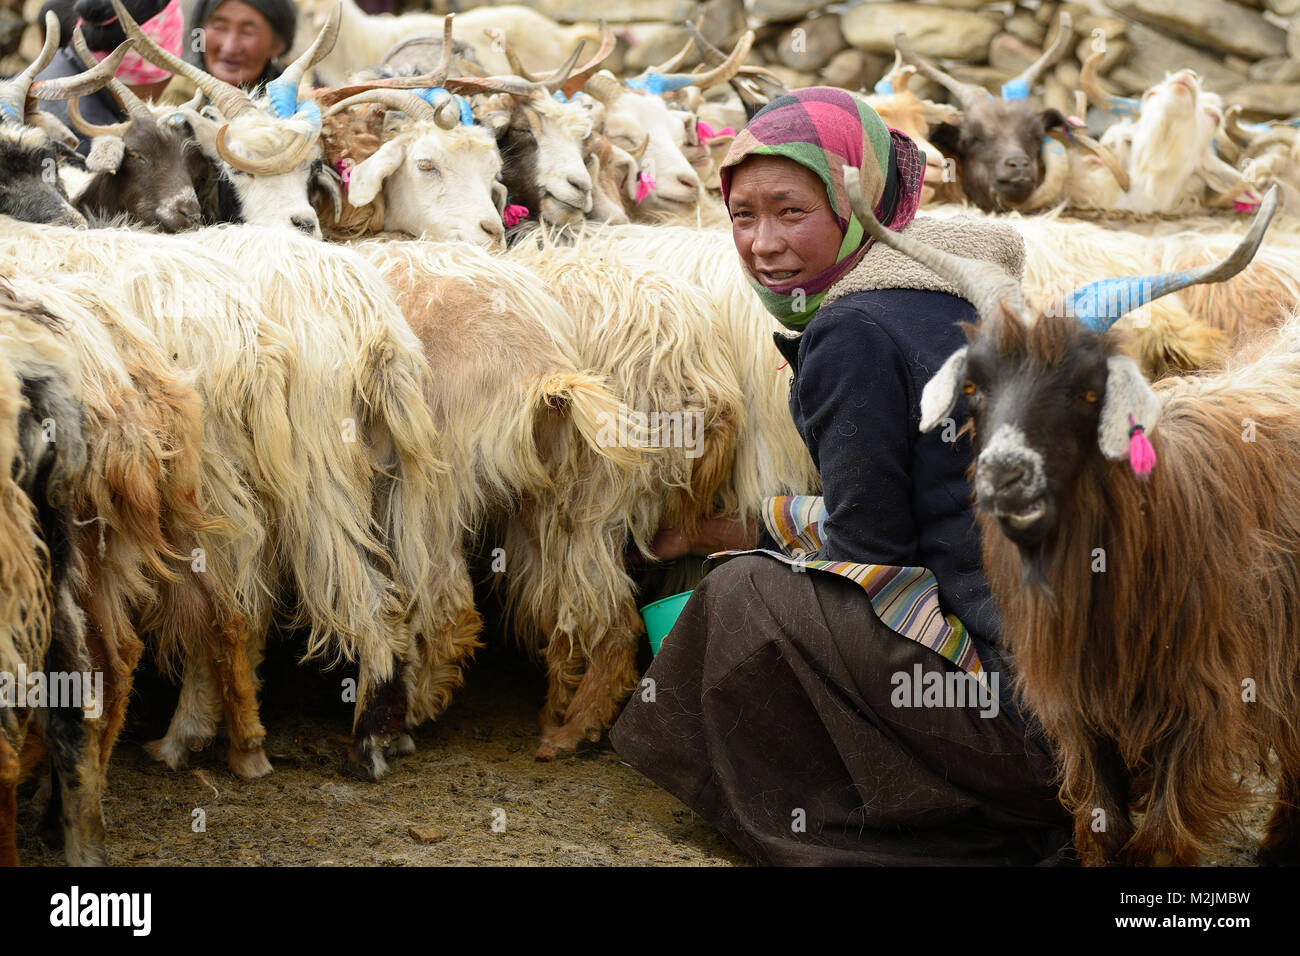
(451, 0, 1300, 120)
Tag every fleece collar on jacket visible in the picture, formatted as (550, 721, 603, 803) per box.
(810, 215, 1026, 313)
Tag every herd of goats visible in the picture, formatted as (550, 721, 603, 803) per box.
(3, 0, 1300, 867)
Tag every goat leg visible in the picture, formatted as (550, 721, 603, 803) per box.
(1259, 728, 1300, 864)
(42, 587, 108, 866)
(145, 650, 222, 768)
(1124, 744, 1211, 866)
(349, 644, 410, 781)
(1071, 735, 1134, 865)
(0, 731, 18, 867)
(537, 606, 642, 761)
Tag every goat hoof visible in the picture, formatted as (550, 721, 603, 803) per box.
(384, 734, 415, 757)
(347, 736, 390, 781)
(143, 737, 190, 770)
(535, 723, 586, 761)
(227, 746, 272, 780)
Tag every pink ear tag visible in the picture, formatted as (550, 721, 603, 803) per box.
(635, 171, 658, 203)
(503, 204, 529, 228)
(334, 158, 353, 190)
(1128, 414, 1156, 479)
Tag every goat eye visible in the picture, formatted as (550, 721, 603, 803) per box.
(126, 150, 142, 162)
(963, 381, 978, 396)
(416, 159, 436, 172)
(1083, 390, 1099, 404)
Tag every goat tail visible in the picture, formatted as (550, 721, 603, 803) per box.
(539, 372, 651, 470)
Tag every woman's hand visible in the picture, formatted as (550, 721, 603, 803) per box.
(651, 515, 759, 560)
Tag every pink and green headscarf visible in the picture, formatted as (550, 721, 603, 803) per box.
(719, 87, 925, 329)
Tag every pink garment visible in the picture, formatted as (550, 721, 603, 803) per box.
(80, 0, 183, 87)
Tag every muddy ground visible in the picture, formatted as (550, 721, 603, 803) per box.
(16, 628, 1269, 868)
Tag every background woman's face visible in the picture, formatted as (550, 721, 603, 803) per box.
(727, 155, 844, 291)
(203, 0, 285, 88)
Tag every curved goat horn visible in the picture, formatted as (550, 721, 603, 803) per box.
(650, 36, 695, 75)
(266, 2, 343, 118)
(1062, 186, 1279, 332)
(324, 88, 437, 124)
(646, 30, 753, 92)
(0, 11, 62, 121)
(66, 94, 130, 138)
(1048, 126, 1132, 192)
(109, 0, 256, 120)
(580, 71, 623, 105)
(1222, 105, 1261, 148)
(895, 28, 989, 110)
(559, 21, 616, 99)
(434, 93, 460, 129)
(27, 40, 132, 102)
(217, 123, 318, 174)
(628, 132, 649, 162)
(1080, 50, 1141, 118)
(843, 163, 1031, 325)
(1004, 12, 1072, 99)
(70, 27, 153, 121)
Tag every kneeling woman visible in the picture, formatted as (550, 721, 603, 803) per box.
(611, 88, 1072, 865)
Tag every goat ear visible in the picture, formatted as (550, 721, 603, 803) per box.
(85, 136, 125, 173)
(929, 121, 963, 156)
(1041, 108, 1066, 131)
(1098, 355, 1160, 460)
(920, 346, 968, 433)
(346, 139, 405, 207)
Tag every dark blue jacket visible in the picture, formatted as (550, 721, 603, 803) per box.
(35, 46, 127, 157)
(773, 287, 1022, 723)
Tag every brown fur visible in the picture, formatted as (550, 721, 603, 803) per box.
(979, 313, 1300, 864)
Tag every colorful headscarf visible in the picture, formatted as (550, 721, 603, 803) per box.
(719, 87, 925, 329)
(78, 0, 183, 86)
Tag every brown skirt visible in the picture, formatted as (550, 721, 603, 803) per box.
(610, 554, 1075, 866)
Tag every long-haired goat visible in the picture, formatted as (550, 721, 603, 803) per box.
(0, 12, 132, 227)
(1078, 53, 1258, 216)
(848, 172, 1300, 865)
(353, 238, 650, 756)
(291, 0, 601, 88)
(1, 269, 269, 782)
(504, 235, 749, 755)
(0, 222, 460, 779)
(0, 292, 100, 866)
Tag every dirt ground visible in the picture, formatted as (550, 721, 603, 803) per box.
(15, 629, 1270, 868)
(16, 636, 745, 867)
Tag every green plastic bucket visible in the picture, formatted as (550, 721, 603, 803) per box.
(640, 590, 694, 655)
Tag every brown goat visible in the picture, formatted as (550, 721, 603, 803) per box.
(846, 173, 1300, 865)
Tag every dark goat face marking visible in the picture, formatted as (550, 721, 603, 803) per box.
(81, 118, 203, 232)
(962, 315, 1111, 550)
(932, 102, 1066, 212)
(0, 128, 86, 226)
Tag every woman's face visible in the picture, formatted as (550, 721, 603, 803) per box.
(203, 0, 285, 88)
(727, 155, 844, 291)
